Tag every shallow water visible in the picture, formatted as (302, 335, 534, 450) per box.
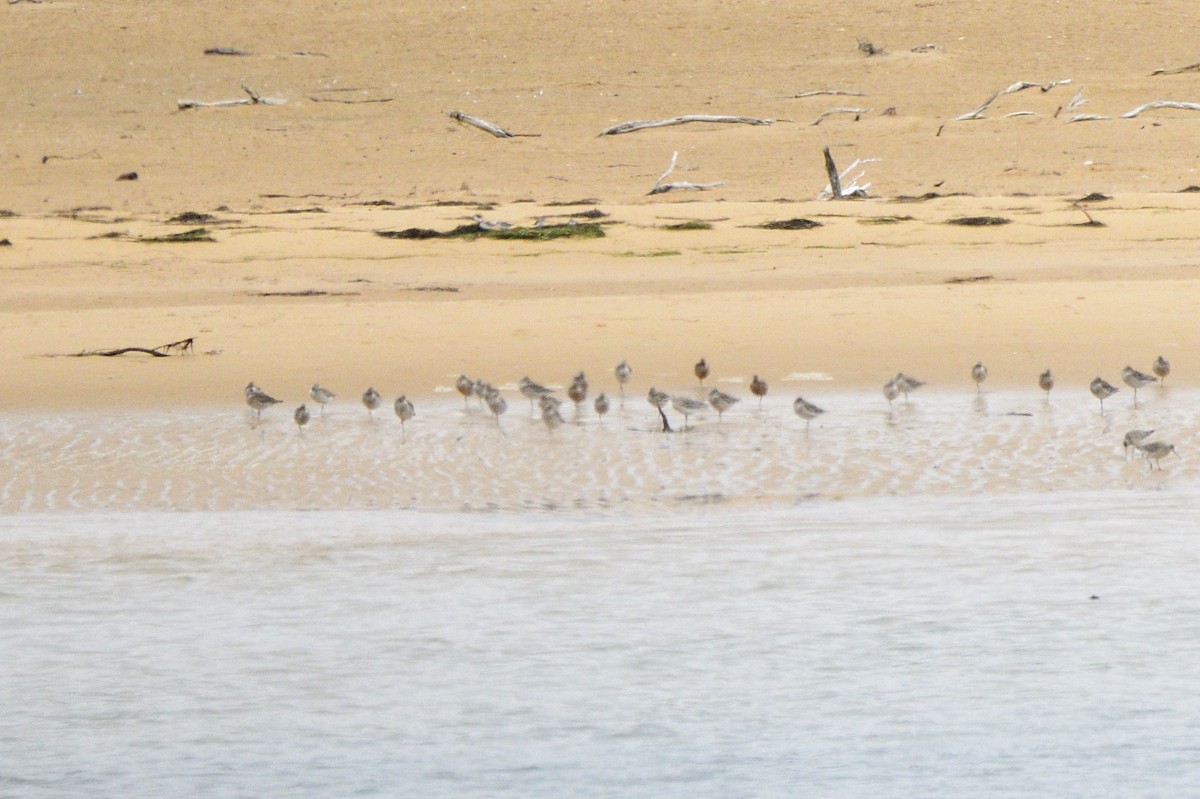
(0, 388, 1193, 513)
(3, 499, 1200, 797)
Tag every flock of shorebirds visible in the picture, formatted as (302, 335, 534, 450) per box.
(243, 354, 1179, 469)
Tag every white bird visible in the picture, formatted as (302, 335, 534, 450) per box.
(671, 395, 708, 428)
(707, 388, 740, 421)
(393, 395, 415, 438)
(309, 383, 335, 415)
(793, 396, 826, 430)
(1121, 365, 1157, 404)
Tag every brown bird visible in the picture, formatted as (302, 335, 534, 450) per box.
(1153, 355, 1170, 386)
(694, 358, 710, 387)
(1038, 369, 1055, 401)
(750, 374, 768, 408)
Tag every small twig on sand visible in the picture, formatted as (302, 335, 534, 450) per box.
(1120, 100, 1200, 118)
(811, 107, 871, 125)
(447, 110, 539, 138)
(1150, 62, 1200, 76)
(648, 151, 725, 195)
(600, 114, 776, 136)
(177, 84, 285, 110)
(63, 338, 195, 358)
(791, 89, 867, 99)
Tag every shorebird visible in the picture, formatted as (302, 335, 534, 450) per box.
(594, 392, 610, 420)
(244, 381, 261, 400)
(750, 374, 768, 408)
(614, 360, 632, 401)
(971, 362, 988, 392)
(519, 376, 553, 411)
(362, 387, 382, 419)
(1136, 440, 1177, 470)
(541, 399, 565, 432)
(393, 395, 415, 438)
(694, 358, 710, 387)
(245, 386, 282, 420)
(568, 372, 588, 413)
(1090, 377, 1119, 413)
(1153, 355, 1170, 385)
(883, 377, 900, 409)
(1038, 369, 1055, 401)
(1121, 365, 1157, 404)
(471, 214, 511, 231)
(455, 374, 474, 407)
(294, 403, 310, 433)
(671, 395, 708, 428)
(485, 390, 507, 422)
(793, 396, 826, 430)
(309, 383, 335, 415)
(707, 388, 740, 421)
(894, 373, 924, 402)
(1123, 429, 1155, 460)
(647, 387, 670, 410)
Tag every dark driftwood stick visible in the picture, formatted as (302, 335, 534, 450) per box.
(658, 407, 673, 433)
(70, 337, 194, 358)
(823, 147, 842, 199)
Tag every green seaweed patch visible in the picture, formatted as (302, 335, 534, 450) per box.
(945, 216, 1011, 226)
(662, 220, 712, 231)
(138, 227, 216, 243)
(857, 215, 915, 225)
(757, 218, 823, 230)
(377, 222, 604, 241)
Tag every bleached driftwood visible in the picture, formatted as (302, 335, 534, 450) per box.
(1120, 100, 1200, 118)
(791, 89, 867, 99)
(177, 84, 285, 110)
(811, 107, 871, 125)
(1065, 87, 1087, 112)
(1066, 114, 1109, 124)
(1150, 63, 1200, 76)
(447, 110, 539, 138)
(648, 151, 725, 195)
(600, 115, 775, 137)
(1003, 111, 1036, 118)
(954, 78, 1071, 120)
(819, 147, 876, 200)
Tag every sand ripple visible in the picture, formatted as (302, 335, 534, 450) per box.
(2, 389, 1194, 513)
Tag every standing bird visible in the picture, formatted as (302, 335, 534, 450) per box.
(894, 373, 924, 402)
(1136, 441, 1177, 470)
(519, 376, 553, 412)
(309, 383, 335, 415)
(707, 388, 740, 421)
(971, 362, 988, 393)
(245, 385, 282, 421)
(1153, 355, 1170, 386)
(671, 395, 708, 429)
(540, 396, 565, 433)
(1121, 365, 1157, 405)
(1038, 369, 1055, 402)
(694, 358, 710, 387)
(647, 388, 671, 432)
(793, 396, 826, 430)
(393, 395, 415, 438)
(485, 388, 507, 431)
(750, 375, 768, 408)
(594, 392, 610, 421)
(294, 403, 310, 434)
(455, 374, 474, 408)
(568, 372, 589, 415)
(362, 387, 382, 419)
(614, 360, 632, 402)
(883, 377, 900, 410)
(1090, 377, 1119, 414)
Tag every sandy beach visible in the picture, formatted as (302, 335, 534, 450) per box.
(2, 0, 1199, 413)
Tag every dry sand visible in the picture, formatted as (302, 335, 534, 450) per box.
(3, 0, 1200, 411)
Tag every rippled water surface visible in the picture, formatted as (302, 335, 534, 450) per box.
(4, 496, 1200, 797)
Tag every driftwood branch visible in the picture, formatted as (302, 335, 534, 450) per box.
(600, 114, 776, 136)
(177, 84, 285, 110)
(309, 96, 393, 104)
(1120, 100, 1200, 118)
(791, 89, 867, 99)
(446, 110, 539, 138)
(648, 151, 725, 195)
(819, 147, 875, 200)
(64, 338, 195, 358)
(1150, 62, 1200, 76)
(811, 107, 871, 125)
(954, 78, 1071, 120)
